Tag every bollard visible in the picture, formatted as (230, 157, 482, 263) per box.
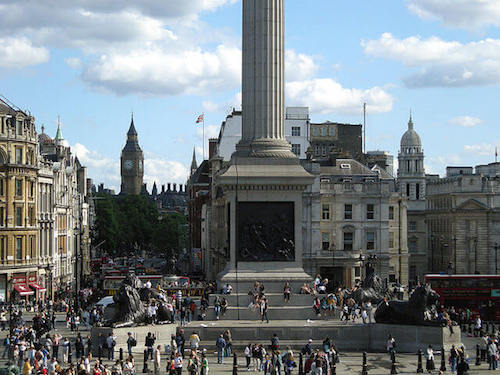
(440, 347, 446, 372)
(98, 346, 102, 361)
(361, 352, 368, 375)
(143, 349, 148, 373)
(119, 348, 123, 361)
(232, 352, 238, 375)
(416, 349, 423, 373)
(298, 353, 304, 375)
(475, 344, 481, 366)
(390, 350, 397, 374)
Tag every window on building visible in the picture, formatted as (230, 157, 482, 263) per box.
(0, 237, 4, 262)
(321, 127, 327, 136)
(291, 126, 300, 136)
(0, 207, 4, 226)
(329, 127, 336, 136)
(15, 148, 22, 164)
(407, 160, 411, 172)
(16, 120, 22, 136)
(322, 232, 330, 251)
(29, 182, 34, 198)
(321, 145, 327, 156)
(15, 179, 22, 196)
(416, 183, 420, 200)
(355, 267, 360, 278)
(344, 204, 353, 220)
(389, 206, 394, 220)
(0, 180, 3, 196)
(314, 145, 320, 156)
(389, 232, 395, 248)
(366, 231, 375, 250)
(367, 204, 375, 220)
(322, 204, 330, 220)
(409, 221, 417, 231)
(16, 206, 22, 226)
(343, 232, 353, 251)
(16, 237, 22, 260)
(29, 236, 35, 260)
(28, 206, 34, 226)
(409, 239, 418, 253)
(406, 183, 410, 197)
(291, 144, 301, 156)
(312, 127, 319, 136)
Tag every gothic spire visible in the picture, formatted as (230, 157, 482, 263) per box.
(55, 115, 64, 141)
(190, 147, 197, 172)
(127, 112, 137, 136)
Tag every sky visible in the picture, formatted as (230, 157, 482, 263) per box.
(0, 0, 499, 192)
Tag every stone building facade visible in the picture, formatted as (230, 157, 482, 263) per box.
(0, 97, 90, 303)
(304, 159, 408, 288)
(0, 99, 40, 302)
(426, 163, 500, 275)
(397, 116, 427, 283)
(309, 122, 363, 163)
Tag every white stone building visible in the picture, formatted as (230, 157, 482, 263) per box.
(215, 107, 310, 160)
(397, 115, 427, 284)
(304, 158, 408, 288)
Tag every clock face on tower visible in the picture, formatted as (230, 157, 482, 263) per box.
(124, 160, 133, 170)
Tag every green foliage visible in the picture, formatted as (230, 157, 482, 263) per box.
(92, 194, 187, 256)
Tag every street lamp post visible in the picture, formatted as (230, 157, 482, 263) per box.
(495, 243, 499, 275)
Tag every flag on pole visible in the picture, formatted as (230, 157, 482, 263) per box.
(196, 114, 204, 124)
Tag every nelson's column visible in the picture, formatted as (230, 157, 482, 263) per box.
(216, 0, 314, 291)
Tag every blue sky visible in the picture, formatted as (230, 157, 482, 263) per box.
(0, 0, 499, 191)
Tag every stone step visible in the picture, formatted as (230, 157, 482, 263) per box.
(186, 340, 324, 352)
(204, 305, 326, 321)
(209, 293, 317, 307)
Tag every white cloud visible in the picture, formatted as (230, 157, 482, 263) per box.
(196, 124, 220, 139)
(65, 58, 82, 70)
(0, 37, 49, 69)
(449, 116, 482, 127)
(425, 154, 462, 176)
(144, 158, 189, 188)
(72, 143, 120, 190)
(286, 78, 393, 115)
(82, 44, 241, 96)
(363, 33, 500, 87)
(407, 0, 500, 30)
(285, 50, 319, 81)
(463, 143, 496, 156)
(202, 92, 241, 113)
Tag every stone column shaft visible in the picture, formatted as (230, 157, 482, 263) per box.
(239, 0, 292, 158)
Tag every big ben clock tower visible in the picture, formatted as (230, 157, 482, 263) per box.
(120, 114, 144, 195)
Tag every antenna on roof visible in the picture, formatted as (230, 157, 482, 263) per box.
(363, 103, 367, 154)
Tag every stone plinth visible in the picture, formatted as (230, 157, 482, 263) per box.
(181, 321, 462, 353)
(91, 324, 177, 356)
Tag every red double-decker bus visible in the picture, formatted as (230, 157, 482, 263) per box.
(425, 274, 500, 321)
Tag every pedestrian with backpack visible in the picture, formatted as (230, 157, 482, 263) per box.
(126, 333, 136, 357)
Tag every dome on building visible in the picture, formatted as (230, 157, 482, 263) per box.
(400, 115, 422, 148)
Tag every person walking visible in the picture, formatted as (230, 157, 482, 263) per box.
(75, 333, 84, 359)
(426, 345, 435, 373)
(386, 335, 395, 357)
(215, 335, 226, 364)
(145, 333, 156, 360)
(189, 331, 200, 353)
(106, 333, 116, 361)
(223, 330, 232, 357)
(214, 296, 221, 321)
(174, 352, 183, 375)
(260, 298, 269, 324)
(450, 345, 459, 373)
(126, 333, 136, 357)
(154, 345, 161, 375)
(187, 353, 199, 375)
(488, 339, 498, 370)
(176, 330, 185, 359)
(200, 352, 208, 375)
(244, 344, 252, 370)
